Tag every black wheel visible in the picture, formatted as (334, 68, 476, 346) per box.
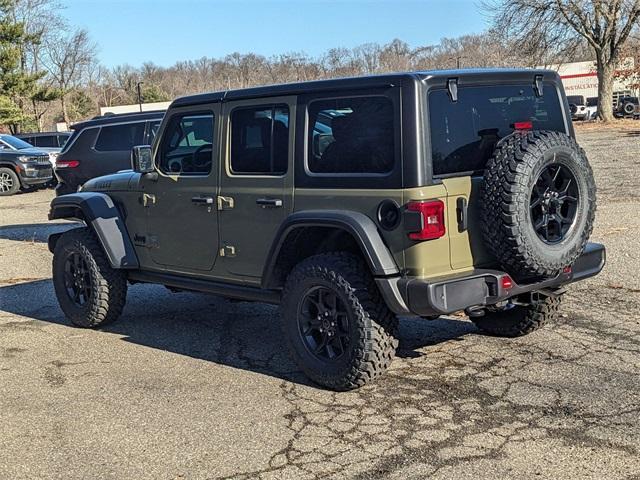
(471, 293, 562, 337)
(281, 252, 398, 391)
(482, 131, 596, 281)
(0, 167, 20, 196)
(52, 228, 127, 328)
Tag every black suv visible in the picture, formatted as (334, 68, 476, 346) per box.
(0, 134, 52, 196)
(54, 111, 164, 195)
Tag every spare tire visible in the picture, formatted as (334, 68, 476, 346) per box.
(481, 131, 596, 282)
(569, 103, 578, 115)
(624, 102, 636, 115)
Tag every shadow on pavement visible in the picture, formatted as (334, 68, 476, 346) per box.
(0, 223, 79, 243)
(0, 278, 477, 388)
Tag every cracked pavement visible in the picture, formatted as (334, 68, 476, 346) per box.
(1, 126, 639, 479)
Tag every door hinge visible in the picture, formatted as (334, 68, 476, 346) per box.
(217, 196, 234, 211)
(142, 193, 156, 207)
(219, 245, 236, 257)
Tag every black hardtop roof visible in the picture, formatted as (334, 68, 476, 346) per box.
(70, 110, 165, 131)
(171, 68, 559, 108)
(16, 131, 72, 137)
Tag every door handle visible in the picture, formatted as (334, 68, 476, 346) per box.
(256, 198, 283, 208)
(192, 195, 215, 205)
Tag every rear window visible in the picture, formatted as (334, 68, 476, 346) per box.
(428, 84, 566, 176)
(94, 122, 146, 152)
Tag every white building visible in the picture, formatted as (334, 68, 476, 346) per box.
(99, 101, 171, 116)
(546, 59, 638, 100)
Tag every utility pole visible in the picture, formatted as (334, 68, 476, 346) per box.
(136, 82, 144, 112)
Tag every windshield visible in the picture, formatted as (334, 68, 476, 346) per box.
(0, 135, 34, 150)
(428, 84, 566, 176)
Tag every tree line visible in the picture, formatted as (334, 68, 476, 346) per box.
(0, 0, 638, 132)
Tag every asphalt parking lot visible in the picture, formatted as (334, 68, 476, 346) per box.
(1, 126, 639, 480)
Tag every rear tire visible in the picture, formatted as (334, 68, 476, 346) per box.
(53, 228, 127, 328)
(281, 252, 398, 391)
(0, 167, 20, 196)
(471, 294, 562, 337)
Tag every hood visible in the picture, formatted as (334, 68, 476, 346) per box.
(81, 171, 141, 192)
(2, 147, 50, 157)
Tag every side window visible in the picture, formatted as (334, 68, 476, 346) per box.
(230, 105, 289, 175)
(21, 136, 34, 145)
(148, 120, 162, 144)
(36, 135, 59, 148)
(94, 122, 146, 152)
(58, 135, 70, 148)
(158, 113, 214, 175)
(307, 96, 395, 174)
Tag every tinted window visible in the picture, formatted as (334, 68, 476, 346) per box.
(94, 122, 146, 152)
(158, 113, 214, 175)
(566, 95, 585, 106)
(20, 136, 35, 145)
(58, 135, 70, 147)
(35, 135, 59, 148)
(429, 85, 566, 176)
(307, 96, 395, 174)
(148, 120, 162, 144)
(230, 105, 289, 175)
(0, 135, 33, 150)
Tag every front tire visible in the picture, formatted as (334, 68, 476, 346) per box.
(52, 228, 127, 328)
(471, 293, 562, 337)
(0, 167, 20, 196)
(281, 253, 398, 391)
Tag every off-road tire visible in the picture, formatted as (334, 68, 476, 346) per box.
(482, 131, 596, 281)
(281, 252, 399, 391)
(0, 167, 20, 196)
(53, 227, 127, 328)
(471, 294, 562, 337)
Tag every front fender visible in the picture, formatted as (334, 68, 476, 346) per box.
(49, 192, 139, 269)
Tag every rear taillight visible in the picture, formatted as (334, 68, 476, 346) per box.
(56, 160, 79, 169)
(406, 200, 446, 240)
(514, 121, 533, 131)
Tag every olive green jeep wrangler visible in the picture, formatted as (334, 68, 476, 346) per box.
(48, 69, 605, 390)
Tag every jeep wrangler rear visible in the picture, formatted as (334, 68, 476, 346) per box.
(48, 69, 605, 390)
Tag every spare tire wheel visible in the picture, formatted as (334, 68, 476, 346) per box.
(624, 102, 636, 115)
(481, 131, 596, 282)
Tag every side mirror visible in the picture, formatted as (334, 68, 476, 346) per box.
(131, 145, 154, 173)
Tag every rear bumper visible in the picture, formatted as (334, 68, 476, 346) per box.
(378, 242, 605, 316)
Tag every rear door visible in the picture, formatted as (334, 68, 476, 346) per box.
(216, 96, 295, 282)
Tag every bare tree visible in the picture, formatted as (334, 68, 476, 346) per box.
(44, 28, 97, 123)
(485, 0, 640, 122)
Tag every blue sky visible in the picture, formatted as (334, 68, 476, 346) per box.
(61, 0, 488, 67)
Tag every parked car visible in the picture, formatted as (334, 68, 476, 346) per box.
(585, 97, 598, 120)
(613, 95, 640, 118)
(48, 69, 604, 390)
(16, 131, 71, 158)
(0, 134, 52, 196)
(567, 95, 589, 121)
(54, 111, 164, 195)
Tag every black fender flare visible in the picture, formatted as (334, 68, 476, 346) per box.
(262, 210, 400, 288)
(48, 192, 139, 269)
